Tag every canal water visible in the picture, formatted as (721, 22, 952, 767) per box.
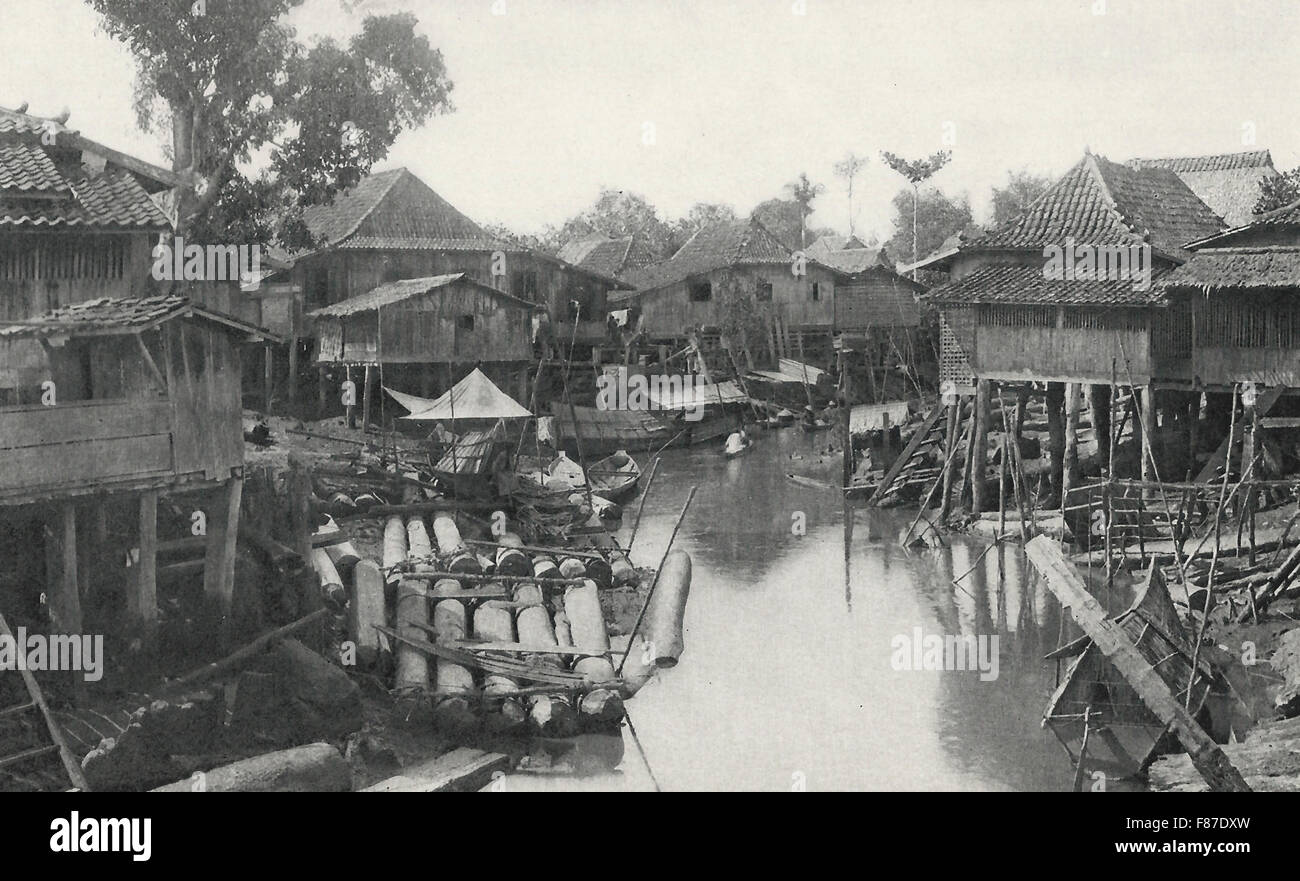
(505, 427, 1081, 791)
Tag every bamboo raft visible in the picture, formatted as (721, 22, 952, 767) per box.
(348, 512, 690, 741)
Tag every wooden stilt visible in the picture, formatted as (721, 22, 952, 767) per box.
(264, 346, 274, 413)
(1045, 381, 1065, 507)
(48, 502, 82, 635)
(971, 379, 990, 514)
(288, 335, 299, 406)
(1140, 385, 1156, 489)
(316, 364, 327, 418)
(362, 364, 374, 433)
(1089, 383, 1112, 471)
(345, 365, 355, 428)
(939, 401, 961, 521)
(132, 491, 159, 648)
(1064, 381, 1081, 502)
(203, 476, 244, 636)
(959, 393, 979, 509)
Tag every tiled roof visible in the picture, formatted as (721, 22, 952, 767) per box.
(624, 218, 819, 291)
(0, 143, 69, 193)
(1157, 248, 1300, 291)
(0, 295, 281, 341)
(0, 139, 170, 228)
(1185, 197, 1300, 249)
(308, 273, 535, 318)
(971, 153, 1224, 261)
(805, 234, 892, 273)
(558, 232, 634, 277)
(1126, 150, 1276, 228)
(929, 263, 1170, 306)
(301, 167, 506, 251)
(1126, 150, 1273, 173)
(0, 107, 56, 137)
(0, 295, 187, 336)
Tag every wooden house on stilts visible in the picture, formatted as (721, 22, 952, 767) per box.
(910, 150, 1241, 513)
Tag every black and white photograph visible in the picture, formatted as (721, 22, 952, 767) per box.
(0, 0, 1295, 849)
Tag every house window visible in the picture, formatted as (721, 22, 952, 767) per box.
(757, 281, 773, 302)
(689, 281, 712, 302)
(810, 282, 821, 302)
(457, 315, 475, 331)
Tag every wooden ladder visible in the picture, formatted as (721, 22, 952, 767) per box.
(0, 612, 89, 791)
(867, 403, 953, 507)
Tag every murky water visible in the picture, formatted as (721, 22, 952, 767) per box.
(504, 427, 1079, 791)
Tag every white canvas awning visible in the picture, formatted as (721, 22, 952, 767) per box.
(385, 368, 532, 421)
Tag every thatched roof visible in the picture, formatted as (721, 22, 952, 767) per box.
(1126, 150, 1276, 227)
(1156, 247, 1300, 292)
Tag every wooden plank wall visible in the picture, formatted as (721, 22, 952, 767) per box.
(834, 271, 921, 330)
(0, 400, 173, 498)
(635, 265, 838, 338)
(165, 320, 243, 480)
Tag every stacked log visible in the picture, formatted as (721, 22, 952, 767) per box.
(431, 588, 478, 737)
(394, 515, 434, 721)
(495, 532, 530, 576)
(310, 547, 346, 608)
(512, 582, 579, 738)
(381, 515, 407, 588)
(563, 579, 625, 727)
(348, 559, 389, 669)
(472, 596, 527, 734)
(433, 515, 480, 574)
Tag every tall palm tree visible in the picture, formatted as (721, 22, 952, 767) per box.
(880, 150, 952, 276)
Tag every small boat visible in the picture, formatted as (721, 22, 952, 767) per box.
(776, 408, 795, 426)
(800, 418, 831, 433)
(785, 472, 836, 490)
(723, 433, 753, 458)
(587, 451, 642, 503)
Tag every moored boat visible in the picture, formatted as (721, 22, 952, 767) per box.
(587, 450, 642, 503)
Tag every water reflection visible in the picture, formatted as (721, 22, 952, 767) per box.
(501, 428, 1076, 792)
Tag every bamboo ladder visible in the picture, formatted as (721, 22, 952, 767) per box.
(0, 612, 90, 790)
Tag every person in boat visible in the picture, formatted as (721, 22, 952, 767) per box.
(724, 429, 748, 455)
(802, 405, 818, 429)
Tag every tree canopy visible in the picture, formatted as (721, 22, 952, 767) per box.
(87, 0, 453, 248)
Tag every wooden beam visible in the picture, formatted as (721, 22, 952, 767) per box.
(1025, 536, 1251, 792)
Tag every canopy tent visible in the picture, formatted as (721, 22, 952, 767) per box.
(384, 368, 532, 421)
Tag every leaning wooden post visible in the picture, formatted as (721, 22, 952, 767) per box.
(1025, 537, 1251, 792)
(971, 379, 990, 515)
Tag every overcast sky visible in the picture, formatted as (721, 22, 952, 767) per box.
(5, 0, 1299, 242)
